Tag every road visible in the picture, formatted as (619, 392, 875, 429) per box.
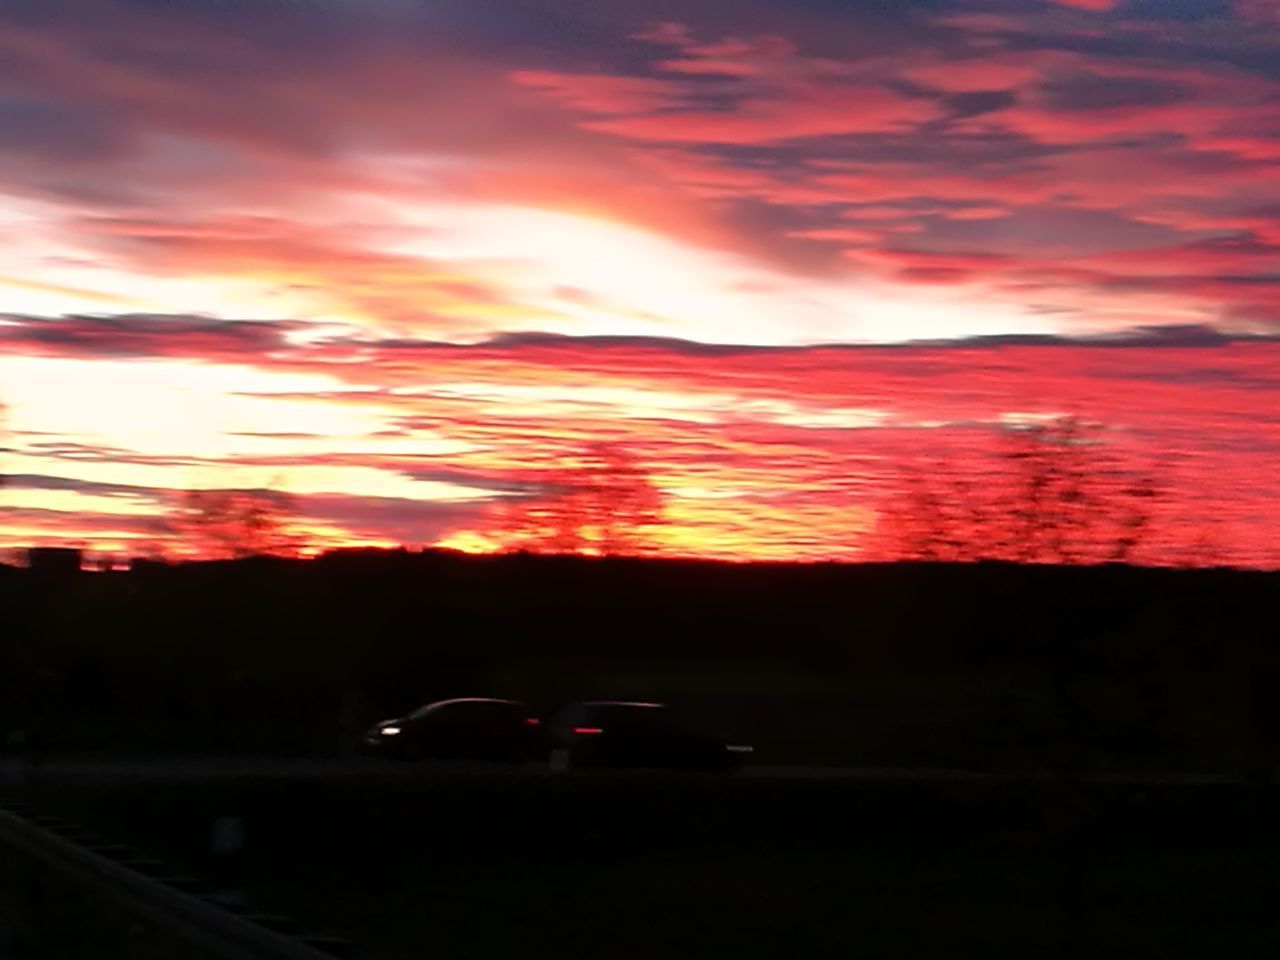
(0, 756, 1245, 787)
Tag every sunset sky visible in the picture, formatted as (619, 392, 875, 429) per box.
(1, 0, 1278, 565)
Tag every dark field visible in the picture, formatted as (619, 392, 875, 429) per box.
(5, 556, 1280, 777)
(25, 769, 1280, 959)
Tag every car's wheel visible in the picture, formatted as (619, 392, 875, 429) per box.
(549, 747, 572, 773)
(401, 741, 430, 762)
(493, 745, 526, 765)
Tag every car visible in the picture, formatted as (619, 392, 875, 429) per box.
(548, 701, 753, 772)
(364, 697, 547, 762)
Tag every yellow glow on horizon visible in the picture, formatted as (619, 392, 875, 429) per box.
(265, 465, 494, 502)
(0, 356, 387, 458)
(434, 530, 501, 554)
(372, 201, 1051, 344)
(5, 185, 1060, 347)
(0, 488, 156, 517)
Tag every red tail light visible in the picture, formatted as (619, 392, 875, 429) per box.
(573, 726, 603, 735)
(523, 717, 541, 726)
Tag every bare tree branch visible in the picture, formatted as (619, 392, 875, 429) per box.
(495, 443, 664, 556)
(878, 416, 1161, 564)
(160, 486, 302, 560)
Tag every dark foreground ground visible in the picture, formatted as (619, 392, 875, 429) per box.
(15, 764, 1280, 960)
(4, 556, 1279, 956)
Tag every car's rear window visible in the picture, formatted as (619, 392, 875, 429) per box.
(410, 699, 523, 720)
(568, 703, 673, 729)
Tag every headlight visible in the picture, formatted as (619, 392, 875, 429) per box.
(380, 726, 402, 736)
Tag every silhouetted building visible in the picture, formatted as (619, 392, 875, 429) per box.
(26, 547, 82, 577)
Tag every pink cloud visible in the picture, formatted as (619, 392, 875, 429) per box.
(840, 206, 930, 220)
(839, 244, 1037, 285)
(509, 71, 683, 115)
(70, 215, 541, 335)
(0, 2, 1277, 387)
(815, 169, 1059, 206)
(967, 101, 1249, 146)
(786, 227, 883, 245)
(574, 23, 942, 145)
(632, 22, 694, 46)
(1138, 208, 1280, 245)
(585, 86, 940, 143)
(954, 58, 1280, 153)
(633, 22, 841, 82)
(1050, 0, 1118, 10)
(946, 207, 1010, 221)
(1069, 237, 1280, 274)
(903, 60, 1039, 92)
(630, 148, 786, 199)
(1235, 0, 1280, 22)
(659, 35, 805, 78)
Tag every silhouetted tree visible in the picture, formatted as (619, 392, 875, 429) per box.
(1175, 523, 1229, 569)
(160, 486, 302, 560)
(0, 396, 9, 491)
(878, 416, 1159, 564)
(1000, 416, 1159, 564)
(496, 444, 664, 556)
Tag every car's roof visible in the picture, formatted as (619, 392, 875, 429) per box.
(576, 700, 667, 708)
(411, 697, 523, 713)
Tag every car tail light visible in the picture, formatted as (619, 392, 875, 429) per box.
(523, 717, 541, 726)
(573, 727, 603, 735)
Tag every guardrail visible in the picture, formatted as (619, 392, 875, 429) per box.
(0, 802, 354, 959)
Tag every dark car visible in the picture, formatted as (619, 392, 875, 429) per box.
(548, 701, 753, 772)
(364, 697, 547, 762)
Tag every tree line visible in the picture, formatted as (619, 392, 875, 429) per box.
(0, 402, 1224, 565)
(143, 415, 1173, 565)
